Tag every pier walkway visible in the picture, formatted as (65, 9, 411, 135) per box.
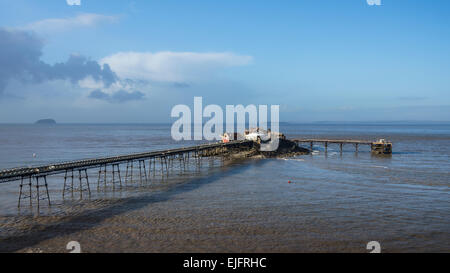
(0, 140, 254, 209)
(0, 140, 252, 184)
(292, 138, 392, 154)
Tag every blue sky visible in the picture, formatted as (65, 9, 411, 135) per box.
(0, 0, 449, 122)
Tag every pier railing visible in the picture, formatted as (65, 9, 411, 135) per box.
(0, 140, 252, 184)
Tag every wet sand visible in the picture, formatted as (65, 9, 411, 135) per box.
(1, 157, 448, 253)
(0, 184, 370, 253)
(0, 160, 322, 253)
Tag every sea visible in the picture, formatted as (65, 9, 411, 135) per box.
(0, 123, 448, 252)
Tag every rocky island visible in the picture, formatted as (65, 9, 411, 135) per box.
(34, 119, 56, 125)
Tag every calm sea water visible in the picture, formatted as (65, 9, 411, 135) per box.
(0, 123, 449, 252)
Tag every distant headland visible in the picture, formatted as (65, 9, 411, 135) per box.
(34, 119, 56, 125)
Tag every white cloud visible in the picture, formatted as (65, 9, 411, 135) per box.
(20, 13, 118, 34)
(78, 75, 105, 90)
(78, 75, 134, 94)
(66, 0, 81, 6)
(100, 51, 253, 82)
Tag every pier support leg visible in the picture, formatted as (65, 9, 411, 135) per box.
(70, 169, 74, 197)
(138, 160, 143, 185)
(63, 169, 75, 198)
(84, 169, 91, 196)
(164, 156, 169, 177)
(125, 162, 128, 183)
(179, 154, 183, 173)
(78, 169, 91, 199)
(138, 160, 147, 184)
(104, 165, 107, 190)
(36, 176, 40, 210)
(115, 164, 122, 188)
(142, 160, 147, 182)
(19, 175, 51, 210)
(29, 176, 32, 206)
(18, 176, 23, 207)
(160, 157, 164, 177)
(148, 159, 152, 180)
(44, 176, 51, 206)
(78, 170, 83, 199)
(112, 164, 116, 190)
(97, 165, 108, 191)
(97, 167, 101, 190)
(130, 161, 133, 183)
(125, 161, 134, 184)
(63, 170, 68, 198)
(35, 176, 51, 208)
(18, 176, 31, 208)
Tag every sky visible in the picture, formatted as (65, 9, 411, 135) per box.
(0, 0, 449, 123)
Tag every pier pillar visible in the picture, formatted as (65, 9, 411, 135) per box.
(18, 176, 32, 207)
(125, 161, 134, 184)
(148, 158, 152, 180)
(78, 169, 91, 199)
(138, 160, 148, 185)
(165, 156, 169, 176)
(19, 175, 51, 210)
(112, 163, 122, 190)
(138, 160, 143, 184)
(63, 169, 75, 198)
(97, 164, 108, 191)
(159, 157, 165, 177)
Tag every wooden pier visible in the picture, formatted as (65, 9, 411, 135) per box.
(292, 138, 392, 154)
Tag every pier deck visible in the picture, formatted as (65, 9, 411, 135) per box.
(292, 138, 392, 154)
(0, 140, 253, 184)
(0, 140, 255, 210)
(292, 139, 372, 144)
